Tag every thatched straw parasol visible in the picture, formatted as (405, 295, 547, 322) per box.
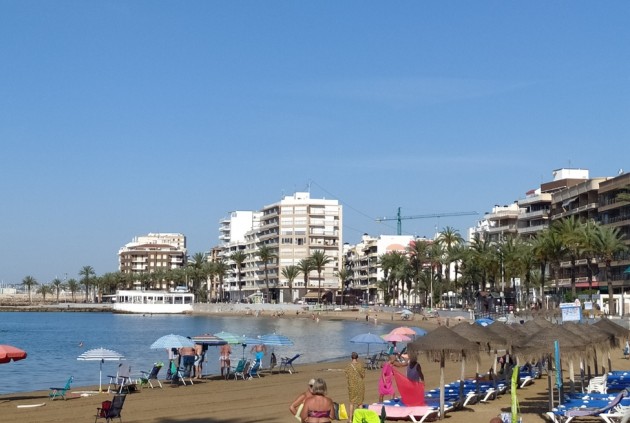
(407, 326, 480, 419)
(593, 318, 630, 348)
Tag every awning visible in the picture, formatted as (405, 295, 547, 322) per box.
(303, 290, 330, 299)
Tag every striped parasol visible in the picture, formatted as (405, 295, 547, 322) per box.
(215, 331, 244, 344)
(190, 333, 227, 346)
(259, 333, 294, 346)
(77, 347, 125, 392)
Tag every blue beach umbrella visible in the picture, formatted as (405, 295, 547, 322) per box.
(411, 327, 428, 337)
(259, 333, 294, 346)
(350, 332, 388, 356)
(150, 334, 195, 350)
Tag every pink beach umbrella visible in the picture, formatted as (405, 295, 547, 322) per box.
(381, 333, 412, 343)
(389, 327, 417, 337)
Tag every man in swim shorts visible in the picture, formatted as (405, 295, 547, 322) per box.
(219, 343, 232, 379)
(251, 343, 266, 362)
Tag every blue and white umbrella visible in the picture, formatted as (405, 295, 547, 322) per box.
(77, 347, 125, 392)
(350, 332, 388, 355)
(259, 333, 294, 346)
(411, 327, 428, 336)
(150, 334, 195, 350)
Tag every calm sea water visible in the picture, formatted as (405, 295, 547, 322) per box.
(0, 312, 394, 395)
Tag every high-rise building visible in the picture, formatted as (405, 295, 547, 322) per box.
(217, 192, 343, 303)
(118, 233, 187, 289)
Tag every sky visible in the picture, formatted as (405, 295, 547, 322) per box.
(1, 1, 629, 285)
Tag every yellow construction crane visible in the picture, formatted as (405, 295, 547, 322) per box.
(376, 207, 478, 235)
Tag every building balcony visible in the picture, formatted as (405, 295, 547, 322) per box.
(519, 209, 549, 219)
(486, 224, 518, 234)
(485, 210, 521, 220)
(518, 225, 547, 235)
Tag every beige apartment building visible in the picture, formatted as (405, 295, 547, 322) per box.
(216, 192, 343, 303)
(118, 233, 187, 289)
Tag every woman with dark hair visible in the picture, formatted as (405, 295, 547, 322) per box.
(299, 378, 335, 423)
(344, 352, 365, 422)
(407, 355, 424, 382)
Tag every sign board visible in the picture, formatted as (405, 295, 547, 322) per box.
(560, 302, 582, 322)
(584, 301, 593, 310)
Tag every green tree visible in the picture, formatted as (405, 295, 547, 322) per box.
(281, 265, 300, 303)
(21, 275, 38, 303)
(310, 250, 333, 305)
(79, 265, 96, 302)
(407, 239, 430, 306)
(66, 278, 80, 302)
(297, 258, 313, 293)
(593, 224, 627, 312)
(51, 277, 64, 303)
(230, 250, 247, 301)
(437, 226, 464, 289)
(256, 245, 277, 303)
(213, 259, 230, 302)
(37, 284, 53, 302)
(336, 267, 349, 305)
(553, 216, 584, 298)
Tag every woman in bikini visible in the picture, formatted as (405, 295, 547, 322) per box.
(300, 378, 335, 423)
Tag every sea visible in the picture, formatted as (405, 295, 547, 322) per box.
(0, 311, 397, 395)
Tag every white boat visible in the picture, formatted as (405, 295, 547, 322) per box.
(113, 290, 194, 314)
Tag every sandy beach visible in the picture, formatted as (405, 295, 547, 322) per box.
(0, 310, 625, 423)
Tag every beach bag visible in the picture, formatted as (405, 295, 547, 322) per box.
(99, 400, 112, 417)
(294, 403, 303, 421)
(338, 403, 348, 420)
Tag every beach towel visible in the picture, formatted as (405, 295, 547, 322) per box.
(393, 371, 426, 406)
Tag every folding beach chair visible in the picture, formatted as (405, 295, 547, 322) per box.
(95, 394, 126, 423)
(108, 364, 134, 393)
(279, 354, 300, 374)
(234, 360, 251, 380)
(49, 376, 73, 400)
(248, 360, 261, 379)
(229, 358, 246, 380)
(140, 362, 163, 389)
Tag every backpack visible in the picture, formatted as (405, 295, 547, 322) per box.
(99, 400, 112, 417)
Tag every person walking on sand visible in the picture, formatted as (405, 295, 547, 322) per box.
(289, 378, 315, 418)
(378, 354, 406, 402)
(193, 343, 204, 379)
(344, 352, 365, 422)
(219, 343, 232, 379)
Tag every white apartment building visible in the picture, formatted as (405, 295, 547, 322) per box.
(344, 234, 417, 305)
(218, 211, 262, 300)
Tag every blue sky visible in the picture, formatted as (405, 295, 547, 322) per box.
(1, 1, 629, 285)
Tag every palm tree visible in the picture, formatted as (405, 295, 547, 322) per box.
(256, 245, 277, 303)
(213, 259, 230, 302)
(51, 277, 64, 303)
(310, 250, 333, 305)
(188, 252, 207, 293)
(37, 284, 53, 302)
(297, 258, 314, 294)
(336, 267, 349, 305)
(437, 226, 464, 288)
(281, 265, 300, 303)
(230, 250, 247, 301)
(21, 275, 38, 303)
(407, 239, 430, 306)
(79, 265, 96, 302)
(553, 216, 584, 299)
(66, 278, 80, 302)
(593, 224, 627, 313)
